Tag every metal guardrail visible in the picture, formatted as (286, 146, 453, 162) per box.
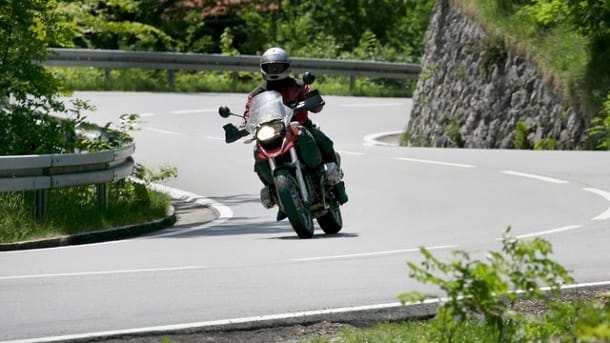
(0, 143, 135, 218)
(46, 48, 422, 90)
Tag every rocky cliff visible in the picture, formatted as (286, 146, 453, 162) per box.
(407, 0, 588, 149)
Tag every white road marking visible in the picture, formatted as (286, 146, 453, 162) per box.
(170, 108, 217, 115)
(364, 131, 403, 147)
(500, 170, 568, 184)
(142, 127, 181, 135)
(591, 209, 610, 221)
(144, 183, 233, 238)
(583, 188, 610, 220)
(395, 157, 476, 169)
(10, 280, 610, 343)
(336, 150, 365, 156)
(291, 245, 455, 262)
(139, 112, 156, 118)
(583, 187, 610, 201)
(205, 136, 225, 141)
(0, 266, 207, 281)
(513, 225, 583, 239)
(1, 302, 411, 343)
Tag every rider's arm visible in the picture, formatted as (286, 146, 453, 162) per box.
(241, 93, 254, 128)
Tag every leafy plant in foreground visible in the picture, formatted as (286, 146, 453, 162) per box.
(399, 228, 573, 342)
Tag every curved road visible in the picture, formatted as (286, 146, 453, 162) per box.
(1, 92, 609, 341)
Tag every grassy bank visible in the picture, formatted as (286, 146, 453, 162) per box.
(0, 181, 171, 244)
(455, 0, 608, 115)
(52, 67, 415, 98)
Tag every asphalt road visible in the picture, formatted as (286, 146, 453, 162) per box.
(1, 92, 609, 342)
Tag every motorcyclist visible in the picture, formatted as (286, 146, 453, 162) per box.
(242, 47, 348, 220)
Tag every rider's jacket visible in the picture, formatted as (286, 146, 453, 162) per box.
(242, 77, 321, 127)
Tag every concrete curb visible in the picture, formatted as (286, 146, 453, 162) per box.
(47, 283, 610, 343)
(0, 206, 177, 251)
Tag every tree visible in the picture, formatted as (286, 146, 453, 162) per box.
(0, 0, 83, 155)
(0, 0, 67, 101)
(56, 0, 177, 51)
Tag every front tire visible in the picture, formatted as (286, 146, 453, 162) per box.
(317, 206, 342, 234)
(275, 170, 314, 238)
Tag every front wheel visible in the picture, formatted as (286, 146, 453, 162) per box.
(317, 206, 342, 234)
(275, 170, 314, 238)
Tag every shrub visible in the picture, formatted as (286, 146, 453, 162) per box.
(514, 120, 531, 149)
(587, 92, 610, 150)
(400, 228, 573, 342)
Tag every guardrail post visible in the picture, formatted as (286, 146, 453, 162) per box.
(232, 71, 238, 92)
(35, 190, 47, 220)
(168, 70, 175, 90)
(349, 76, 355, 94)
(104, 68, 111, 83)
(96, 183, 108, 212)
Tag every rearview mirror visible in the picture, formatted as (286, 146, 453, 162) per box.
(218, 106, 232, 118)
(303, 72, 315, 85)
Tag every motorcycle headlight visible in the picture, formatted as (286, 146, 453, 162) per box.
(256, 122, 285, 142)
(256, 125, 277, 141)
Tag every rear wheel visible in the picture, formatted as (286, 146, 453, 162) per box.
(275, 170, 314, 238)
(317, 206, 342, 234)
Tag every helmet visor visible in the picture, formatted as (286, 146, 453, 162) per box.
(262, 62, 289, 75)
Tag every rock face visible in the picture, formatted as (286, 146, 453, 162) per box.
(407, 0, 588, 149)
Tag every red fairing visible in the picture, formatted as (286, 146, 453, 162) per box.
(256, 128, 298, 160)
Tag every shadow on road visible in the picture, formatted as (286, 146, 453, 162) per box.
(157, 193, 358, 239)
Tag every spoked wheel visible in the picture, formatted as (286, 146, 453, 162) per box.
(317, 205, 342, 234)
(275, 170, 314, 238)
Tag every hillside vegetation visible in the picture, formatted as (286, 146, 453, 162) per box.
(455, 0, 610, 149)
(50, 0, 610, 148)
(49, 0, 434, 96)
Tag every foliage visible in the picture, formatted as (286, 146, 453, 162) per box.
(512, 0, 610, 42)
(0, 184, 171, 243)
(0, 1, 180, 244)
(75, 112, 139, 151)
(587, 93, 610, 150)
(399, 228, 574, 342)
(513, 120, 531, 149)
(444, 117, 465, 148)
(134, 164, 179, 186)
(534, 138, 557, 150)
(55, 0, 176, 51)
(304, 292, 610, 342)
(479, 35, 508, 75)
(0, 0, 68, 101)
(512, 0, 610, 110)
(51, 0, 434, 64)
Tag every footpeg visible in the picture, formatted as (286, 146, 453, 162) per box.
(260, 186, 275, 209)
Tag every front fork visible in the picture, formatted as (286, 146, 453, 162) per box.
(269, 147, 310, 204)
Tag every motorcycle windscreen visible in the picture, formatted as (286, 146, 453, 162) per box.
(245, 91, 293, 134)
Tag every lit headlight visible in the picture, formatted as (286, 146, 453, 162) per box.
(256, 125, 277, 141)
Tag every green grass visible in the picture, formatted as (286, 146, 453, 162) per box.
(303, 320, 497, 343)
(455, 0, 606, 114)
(52, 67, 414, 97)
(0, 182, 171, 243)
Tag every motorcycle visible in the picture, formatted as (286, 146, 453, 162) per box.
(218, 75, 344, 238)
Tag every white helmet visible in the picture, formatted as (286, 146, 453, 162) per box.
(260, 47, 291, 81)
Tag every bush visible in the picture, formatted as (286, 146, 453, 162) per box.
(400, 228, 573, 342)
(587, 92, 610, 150)
(514, 121, 531, 149)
